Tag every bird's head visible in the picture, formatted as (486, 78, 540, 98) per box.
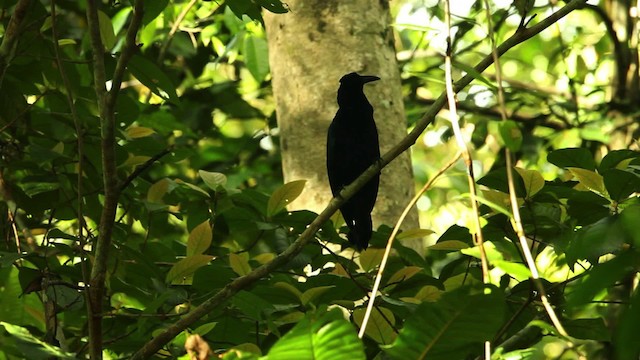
(337, 72, 380, 106)
(339, 72, 380, 88)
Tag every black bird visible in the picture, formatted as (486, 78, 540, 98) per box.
(326, 72, 381, 250)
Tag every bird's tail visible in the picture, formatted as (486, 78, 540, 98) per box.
(347, 215, 373, 250)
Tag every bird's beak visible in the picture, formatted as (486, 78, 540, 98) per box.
(361, 75, 380, 84)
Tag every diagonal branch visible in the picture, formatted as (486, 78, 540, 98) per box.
(131, 1, 587, 358)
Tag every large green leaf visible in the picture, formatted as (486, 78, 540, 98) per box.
(0, 322, 75, 359)
(602, 168, 640, 202)
(566, 250, 638, 307)
(548, 148, 597, 170)
(599, 149, 640, 171)
(243, 34, 270, 83)
(384, 285, 505, 360)
(565, 216, 630, 266)
(264, 309, 365, 360)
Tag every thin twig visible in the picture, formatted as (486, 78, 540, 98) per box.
(50, 0, 91, 349)
(358, 152, 462, 339)
(443, 0, 490, 286)
(482, 0, 570, 341)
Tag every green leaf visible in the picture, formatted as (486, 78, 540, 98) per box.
(232, 291, 275, 320)
(515, 167, 545, 197)
(226, 0, 262, 21)
(300, 286, 335, 306)
(493, 260, 531, 281)
(428, 240, 469, 251)
(193, 322, 217, 336)
(0, 252, 24, 267)
(166, 255, 214, 284)
(566, 216, 629, 266)
(125, 126, 155, 139)
(0, 322, 75, 359)
(614, 284, 640, 359)
(397, 228, 435, 240)
(128, 54, 179, 104)
(548, 148, 597, 170)
(266, 309, 365, 360)
(97, 11, 116, 50)
(384, 285, 505, 360)
(498, 120, 522, 152)
(620, 205, 640, 246)
(267, 180, 306, 217)
(142, 0, 169, 25)
(387, 266, 423, 285)
(452, 60, 496, 89)
(243, 34, 270, 83)
(603, 168, 640, 202)
(567, 251, 637, 307)
(353, 307, 397, 345)
(147, 178, 170, 203)
(187, 220, 212, 256)
(19, 182, 59, 197)
(199, 170, 228, 190)
(599, 150, 640, 171)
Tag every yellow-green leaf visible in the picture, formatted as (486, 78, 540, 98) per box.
(515, 167, 545, 197)
(166, 255, 213, 284)
(568, 167, 606, 195)
(498, 120, 523, 152)
(493, 260, 531, 281)
(253, 253, 275, 264)
(229, 253, 251, 276)
(147, 178, 170, 203)
(267, 180, 306, 217)
(387, 266, 423, 286)
(277, 311, 305, 325)
(461, 241, 502, 262)
(427, 240, 469, 251)
(199, 170, 227, 190)
(274, 282, 302, 300)
(98, 11, 116, 50)
(52, 142, 64, 154)
(123, 155, 151, 168)
(353, 307, 397, 345)
(187, 221, 212, 256)
(126, 126, 156, 139)
(174, 179, 210, 198)
(359, 248, 384, 272)
(57, 39, 76, 46)
(193, 322, 217, 336)
(480, 189, 512, 215)
(300, 286, 335, 306)
(415, 285, 443, 302)
(396, 228, 435, 240)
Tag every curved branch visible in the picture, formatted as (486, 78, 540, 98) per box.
(131, 1, 587, 358)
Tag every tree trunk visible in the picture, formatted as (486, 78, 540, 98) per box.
(264, 0, 419, 239)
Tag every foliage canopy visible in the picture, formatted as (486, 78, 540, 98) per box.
(0, 0, 639, 359)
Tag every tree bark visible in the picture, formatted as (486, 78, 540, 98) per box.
(264, 0, 419, 235)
